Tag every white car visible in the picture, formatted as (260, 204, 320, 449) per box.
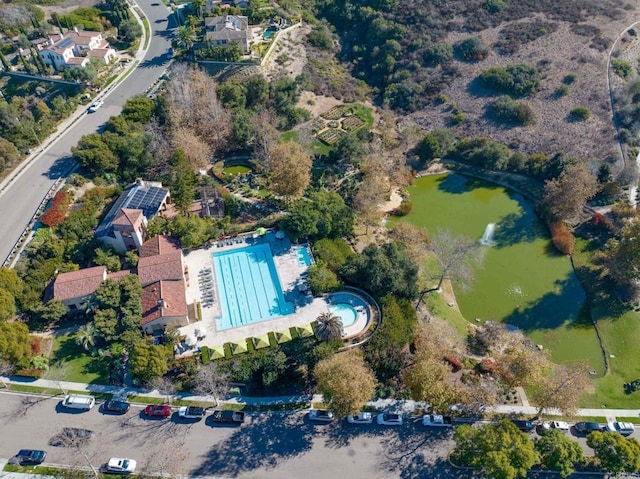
(377, 413, 403, 426)
(88, 100, 104, 112)
(605, 421, 635, 436)
(308, 409, 334, 422)
(347, 412, 373, 424)
(104, 458, 136, 474)
(422, 414, 453, 427)
(541, 421, 570, 432)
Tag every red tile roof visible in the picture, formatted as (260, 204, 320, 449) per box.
(112, 208, 144, 229)
(53, 266, 106, 301)
(107, 270, 132, 281)
(141, 280, 188, 325)
(138, 236, 183, 286)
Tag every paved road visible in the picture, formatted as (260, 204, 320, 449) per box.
(0, 393, 618, 479)
(0, 0, 176, 263)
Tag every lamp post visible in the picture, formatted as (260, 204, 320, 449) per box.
(15, 116, 42, 151)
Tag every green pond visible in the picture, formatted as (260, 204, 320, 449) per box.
(396, 173, 603, 369)
(223, 165, 251, 176)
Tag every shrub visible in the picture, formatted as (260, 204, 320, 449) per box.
(424, 42, 453, 65)
(416, 133, 441, 163)
(488, 96, 536, 125)
(307, 26, 333, 50)
(451, 111, 466, 124)
(483, 0, 506, 13)
(479, 358, 497, 374)
(454, 37, 489, 62)
(444, 355, 463, 371)
(479, 64, 541, 96)
(549, 222, 574, 255)
(612, 58, 632, 79)
(391, 198, 413, 216)
(30, 337, 43, 355)
(40, 189, 71, 227)
(30, 355, 48, 370)
(555, 85, 570, 97)
(201, 346, 211, 365)
(570, 106, 590, 121)
(15, 368, 45, 378)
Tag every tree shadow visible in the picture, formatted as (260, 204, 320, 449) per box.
(435, 174, 504, 196)
(490, 211, 544, 249)
(188, 413, 314, 476)
(501, 274, 587, 331)
(41, 155, 75, 180)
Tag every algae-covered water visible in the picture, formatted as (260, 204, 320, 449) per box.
(396, 173, 602, 368)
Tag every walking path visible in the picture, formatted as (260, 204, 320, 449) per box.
(2, 376, 639, 419)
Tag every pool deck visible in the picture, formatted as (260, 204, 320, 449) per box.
(179, 233, 369, 351)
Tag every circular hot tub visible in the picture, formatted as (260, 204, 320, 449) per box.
(325, 291, 371, 338)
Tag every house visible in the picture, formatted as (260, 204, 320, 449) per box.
(205, 0, 249, 12)
(95, 179, 170, 254)
(40, 28, 116, 70)
(51, 266, 130, 311)
(204, 15, 250, 54)
(138, 236, 191, 334)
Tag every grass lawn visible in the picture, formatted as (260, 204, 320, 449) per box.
(572, 236, 640, 408)
(47, 333, 109, 384)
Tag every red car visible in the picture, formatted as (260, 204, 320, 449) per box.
(144, 405, 172, 417)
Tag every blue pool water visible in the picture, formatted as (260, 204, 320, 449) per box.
(329, 303, 358, 327)
(263, 28, 276, 39)
(297, 247, 312, 266)
(213, 243, 294, 330)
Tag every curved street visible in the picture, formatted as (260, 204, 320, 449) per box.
(0, 0, 176, 263)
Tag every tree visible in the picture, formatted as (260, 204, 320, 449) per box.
(0, 321, 31, 365)
(496, 340, 548, 388)
(281, 191, 354, 242)
(307, 263, 341, 295)
(0, 288, 16, 321)
(603, 218, 640, 286)
(170, 149, 197, 214)
(268, 141, 312, 200)
(175, 25, 197, 59)
(415, 229, 484, 309)
(193, 362, 230, 405)
(535, 429, 583, 478)
(531, 363, 589, 417)
(340, 242, 419, 299)
(314, 311, 343, 342)
(587, 431, 640, 475)
(313, 351, 377, 417)
(148, 376, 177, 404)
(118, 17, 142, 43)
(0, 137, 20, 172)
(93, 247, 121, 272)
(541, 163, 597, 222)
(404, 356, 459, 412)
(416, 133, 441, 163)
(171, 127, 212, 169)
(129, 340, 169, 384)
(71, 133, 119, 176)
(75, 323, 97, 352)
(453, 419, 539, 479)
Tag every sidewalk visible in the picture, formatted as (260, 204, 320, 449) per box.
(3, 376, 640, 419)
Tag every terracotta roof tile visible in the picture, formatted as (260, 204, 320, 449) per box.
(112, 208, 144, 228)
(53, 266, 106, 301)
(138, 236, 183, 286)
(141, 280, 188, 325)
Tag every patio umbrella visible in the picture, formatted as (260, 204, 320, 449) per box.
(256, 227, 267, 236)
(274, 329, 292, 344)
(185, 335, 197, 347)
(252, 334, 270, 349)
(210, 345, 225, 360)
(230, 340, 248, 355)
(275, 230, 286, 240)
(297, 323, 314, 338)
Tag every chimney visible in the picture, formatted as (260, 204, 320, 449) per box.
(73, 26, 79, 33)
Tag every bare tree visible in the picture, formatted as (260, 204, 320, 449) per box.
(46, 361, 70, 396)
(531, 362, 590, 417)
(144, 118, 173, 176)
(413, 318, 465, 360)
(0, 358, 14, 388)
(541, 162, 598, 222)
(139, 437, 187, 478)
(193, 363, 230, 406)
(148, 377, 177, 404)
(170, 127, 212, 169)
(250, 110, 278, 172)
(415, 228, 484, 309)
(268, 141, 312, 200)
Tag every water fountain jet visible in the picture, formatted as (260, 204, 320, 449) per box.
(480, 223, 496, 246)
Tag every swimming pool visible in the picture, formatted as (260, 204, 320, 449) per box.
(297, 247, 313, 266)
(329, 303, 358, 327)
(213, 243, 294, 330)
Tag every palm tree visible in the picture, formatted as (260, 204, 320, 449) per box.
(176, 25, 197, 60)
(315, 312, 343, 342)
(75, 323, 97, 352)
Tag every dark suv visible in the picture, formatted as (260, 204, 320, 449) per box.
(511, 420, 535, 432)
(574, 421, 602, 434)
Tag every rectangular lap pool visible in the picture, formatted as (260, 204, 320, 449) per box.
(213, 243, 294, 330)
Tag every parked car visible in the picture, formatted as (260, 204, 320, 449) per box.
(103, 458, 136, 474)
(88, 100, 104, 112)
(347, 412, 373, 424)
(511, 419, 535, 432)
(308, 409, 334, 423)
(178, 406, 206, 420)
(144, 405, 172, 418)
(422, 414, 453, 427)
(377, 413, 403, 426)
(540, 420, 570, 433)
(61, 394, 95, 411)
(574, 421, 602, 434)
(211, 410, 246, 424)
(15, 450, 46, 465)
(605, 421, 635, 436)
(103, 400, 130, 414)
